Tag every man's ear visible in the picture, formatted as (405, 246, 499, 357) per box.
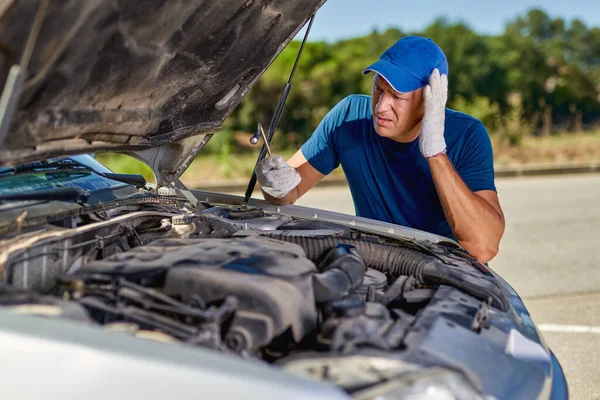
(415, 87, 426, 107)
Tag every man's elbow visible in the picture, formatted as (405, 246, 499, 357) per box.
(471, 242, 499, 264)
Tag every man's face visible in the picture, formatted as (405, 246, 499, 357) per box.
(371, 74, 425, 142)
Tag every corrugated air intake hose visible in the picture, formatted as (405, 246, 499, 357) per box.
(260, 234, 508, 311)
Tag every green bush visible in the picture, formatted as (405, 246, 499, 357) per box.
(451, 95, 501, 131)
(94, 153, 156, 183)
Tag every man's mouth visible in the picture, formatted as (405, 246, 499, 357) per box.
(375, 116, 392, 127)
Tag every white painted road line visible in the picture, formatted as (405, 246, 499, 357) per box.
(538, 324, 600, 334)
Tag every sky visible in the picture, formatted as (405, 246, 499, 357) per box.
(295, 0, 600, 42)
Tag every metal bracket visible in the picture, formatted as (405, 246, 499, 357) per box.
(173, 177, 203, 211)
(125, 131, 215, 188)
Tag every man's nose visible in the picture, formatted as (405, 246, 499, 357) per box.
(376, 92, 393, 113)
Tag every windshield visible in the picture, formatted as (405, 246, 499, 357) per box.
(0, 155, 128, 196)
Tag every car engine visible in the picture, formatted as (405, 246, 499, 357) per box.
(0, 200, 505, 367)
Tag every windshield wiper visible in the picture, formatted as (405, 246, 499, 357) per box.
(101, 173, 146, 188)
(0, 187, 89, 203)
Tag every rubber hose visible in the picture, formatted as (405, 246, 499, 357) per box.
(381, 276, 412, 305)
(261, 234, 434, 278)
(262, 234, 508, 311)
(313, 244, 366, 303)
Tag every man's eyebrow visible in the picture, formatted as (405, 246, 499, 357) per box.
(373, 77, 409, 97)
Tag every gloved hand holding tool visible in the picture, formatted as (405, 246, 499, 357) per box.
(255, 155, 301, 199)
(251, 122, 301, 199)
(419, 68, 448, 159)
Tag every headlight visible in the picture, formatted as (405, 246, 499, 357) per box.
(353, 368, 489, 400)
(280, 355, 491, 400)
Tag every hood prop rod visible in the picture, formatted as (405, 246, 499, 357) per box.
(242, 13, 316, 205)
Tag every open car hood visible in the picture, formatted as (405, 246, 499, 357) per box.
(0, 0, 324, 182)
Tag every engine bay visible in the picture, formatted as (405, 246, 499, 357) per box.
(0, 198, 508, 384)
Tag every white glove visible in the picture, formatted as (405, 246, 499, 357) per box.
(255, 156, 301, 198)
(419, 68, 448, 158)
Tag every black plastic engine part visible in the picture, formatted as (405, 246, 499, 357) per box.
(56, 275, 239, 349)
(162, 241, 317, 352)
(312, 244, 366, 303)
(317, 299, 407, 352)
(404, 288, 437, 303)
(261, 234, 508, 311)
(78, 295, 230, 345)
(351, 268, 388, 301)
(67, 236, 318, 353)
(380, 276, 414, 305)
(376, 275, 436, 305)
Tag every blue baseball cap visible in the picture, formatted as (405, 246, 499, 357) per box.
(363, 36, 448, 93)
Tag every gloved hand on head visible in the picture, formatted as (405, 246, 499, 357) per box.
(419, 68, 448, 159)
(256, 156, 301, 198)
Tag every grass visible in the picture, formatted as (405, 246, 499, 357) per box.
(95, 129, 600, 187)
(492, 130, 600, 166)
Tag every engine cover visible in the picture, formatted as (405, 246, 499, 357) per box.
(72, 236, 318, 352)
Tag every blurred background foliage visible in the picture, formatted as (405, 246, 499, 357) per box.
(98, 9, 600, 184)
(219, 8, 599, 152)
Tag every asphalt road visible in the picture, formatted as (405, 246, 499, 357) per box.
(290, 174, 600, 400)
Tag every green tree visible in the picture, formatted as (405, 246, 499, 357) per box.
(221, 9, 600, 151)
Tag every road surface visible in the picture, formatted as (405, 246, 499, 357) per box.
(291, 174, 600, 400)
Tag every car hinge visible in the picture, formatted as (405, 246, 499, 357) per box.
(125, 132, 215, 189)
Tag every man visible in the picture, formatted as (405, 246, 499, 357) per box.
(256, 36, 505, 264)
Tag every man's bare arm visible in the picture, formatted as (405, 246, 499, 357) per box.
(261, 149, 325, 204)
(427, 154, 505, 264)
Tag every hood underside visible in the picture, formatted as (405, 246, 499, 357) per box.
(0, 0, 324, 167)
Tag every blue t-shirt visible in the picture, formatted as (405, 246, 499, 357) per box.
(300, 94, 496, 241)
